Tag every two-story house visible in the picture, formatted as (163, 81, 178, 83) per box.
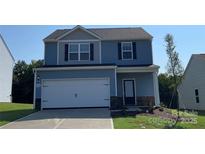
(33, 25, 160, 110)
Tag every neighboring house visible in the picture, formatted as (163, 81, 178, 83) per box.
(33, 25, 160, 110)
(0, 34, 15, 102)
(178, 54, 205, 110)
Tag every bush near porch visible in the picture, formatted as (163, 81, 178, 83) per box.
(112, 108, 205, 129)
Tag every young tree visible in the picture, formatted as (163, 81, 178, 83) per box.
(164, 34, 184, 125)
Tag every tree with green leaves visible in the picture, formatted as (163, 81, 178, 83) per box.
(164, 34, 184, 125)
(12, 60, 43, 103)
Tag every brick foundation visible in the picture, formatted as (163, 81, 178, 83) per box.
(110, 96, 123, 109)
(137, 96, 155, 107)
(110, 96, 155, 109)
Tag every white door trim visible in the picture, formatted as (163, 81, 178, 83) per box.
(122, 78, 137, 105)
(152, 72, 160, 106)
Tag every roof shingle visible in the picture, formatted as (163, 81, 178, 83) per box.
(44, 27, 153, 41)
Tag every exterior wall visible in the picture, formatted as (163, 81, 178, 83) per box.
(0, 36, 14, 102)
(44, 29, 153, 66)
(35, 69, 116, 101)
(101, 40, 153, 65)
(117, 72, 154, 97)
(58, 41, 100, 65)
(44, 42, 57, 65)
(178, 56, 205, 110)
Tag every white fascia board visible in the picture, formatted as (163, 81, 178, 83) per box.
(117, 65, 160, 73)
(56, 25, 102, 40)
(0, 34, 15, 62)
(34, 66, 117, 71)
(59, 39, 100, 42)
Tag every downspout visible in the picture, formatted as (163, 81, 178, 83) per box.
(33, 69, 37, 109)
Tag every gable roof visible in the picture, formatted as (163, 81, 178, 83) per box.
(185, 54, 205, 73)
(44, 26, 153, 42)
(178, 53, 205, 89)
(0, 34, 15, 62)
(192, 53, 205, 60)
(57, 25, 102, 40)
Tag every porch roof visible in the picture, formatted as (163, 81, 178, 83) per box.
(34, 64, 159, 72)
(117, 65, 159, 73)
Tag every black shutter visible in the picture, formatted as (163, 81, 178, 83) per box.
(64, 44, 68, 61)
(90, 43, 94, 61)
(133, 42, 137, 59)
(118, 42, 122, 60)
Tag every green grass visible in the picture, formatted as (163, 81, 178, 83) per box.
(0, 103, 35, 127)
(112, 109, 205, 129)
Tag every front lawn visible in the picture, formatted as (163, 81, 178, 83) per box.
(112, 108, 205, 129)
(0, 103, 35, 127)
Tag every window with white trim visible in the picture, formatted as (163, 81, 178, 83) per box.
(69, 43, 78, 60)
(122, 42, 133, 60)
(69, 43, 90, 61)
(80, 43, 90, 60)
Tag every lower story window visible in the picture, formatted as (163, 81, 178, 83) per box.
(196, 97, 200, 103)
(195, 89, 200, 103)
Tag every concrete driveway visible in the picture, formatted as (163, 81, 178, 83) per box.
(1, 108, 113, 129)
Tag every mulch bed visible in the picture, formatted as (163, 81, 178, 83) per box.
(139, 108, 197, 123)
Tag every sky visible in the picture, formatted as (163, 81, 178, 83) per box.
(0, 25, 205, 73)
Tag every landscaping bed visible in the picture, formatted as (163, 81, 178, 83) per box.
(112, 107, 205, 129)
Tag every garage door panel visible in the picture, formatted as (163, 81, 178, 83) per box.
(41, 78, 110, 109)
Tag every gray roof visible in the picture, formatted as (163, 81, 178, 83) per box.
(44, 27, 153, 41)
(193, 54, 205, 59)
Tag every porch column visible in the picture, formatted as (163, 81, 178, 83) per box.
(153, 71, 160, 106)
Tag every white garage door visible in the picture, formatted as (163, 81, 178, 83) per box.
(41, 78, 110, 109)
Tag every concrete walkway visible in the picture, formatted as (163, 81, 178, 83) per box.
(1, 108, 113, 129)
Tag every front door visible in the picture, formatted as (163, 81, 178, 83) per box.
(123, 80, 135, 105)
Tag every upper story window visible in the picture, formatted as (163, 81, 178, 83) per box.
(80, 43, 90, 60)
(69, 44, 78, 60)
(69, 43, 90, 61)
(121, 42, 133, 60)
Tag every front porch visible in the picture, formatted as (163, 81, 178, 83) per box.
(111, 65, 160, 110)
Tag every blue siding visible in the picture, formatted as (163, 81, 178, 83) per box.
(44, 42, 57, 65)
(44, 40, 153, 66)
(101, 40, 153, 65)
(35, 69, 116, 99)
(117, 72, 154, 97)
(58, 41, 100, 65)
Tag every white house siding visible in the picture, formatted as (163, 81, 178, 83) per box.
(178, 55, 205, 110)
(0, 35, 14, 102)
